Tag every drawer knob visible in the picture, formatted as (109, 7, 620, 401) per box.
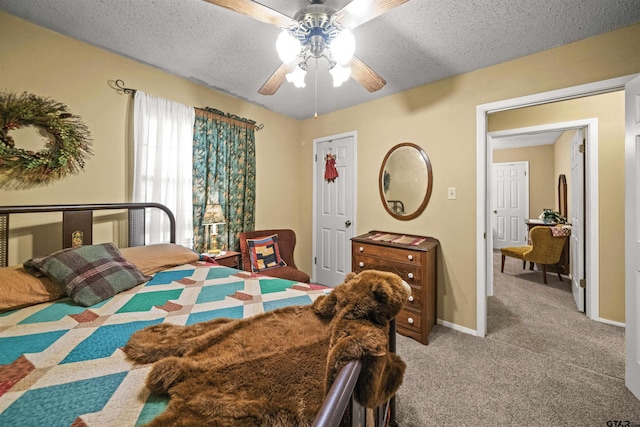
(408, 255, 413, 261)
(407, 273, 414, 279)
(359, 246, 364, 252)
(408, 296, 414, 302)
(359, 262, 364, 268)
(407, 317, 414, 324)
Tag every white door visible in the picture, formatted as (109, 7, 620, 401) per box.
(570, 129, 585, 312)
(625, 75, 640, 400)
(314, 133, 356, 287)
(492, 162, 528, 249)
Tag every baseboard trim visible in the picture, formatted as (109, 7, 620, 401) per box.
(436, 317, 624, 335)
(437, 319, 477, 336)
(597, 317, 625, 328)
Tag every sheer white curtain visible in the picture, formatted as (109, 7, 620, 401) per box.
(133, 91, 195, 247)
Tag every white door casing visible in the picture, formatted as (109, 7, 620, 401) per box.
(312, 132, 357, 287)
(492, 162, 529, 250)
(624, 75, 640, 400)
(570, 129, 585, 312)
(476, 76, 632, 337)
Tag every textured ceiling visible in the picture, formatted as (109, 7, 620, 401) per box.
(1, 0, 640, 120)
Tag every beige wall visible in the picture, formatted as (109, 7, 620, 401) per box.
(2, 10, 639, 327)
(493, 145, 556, 218)
(487, 91, 625, 322)
(0, 12, 303, 263)
(299, 25, 639, 328)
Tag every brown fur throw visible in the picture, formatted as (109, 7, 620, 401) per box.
(123, 270, 410, 426)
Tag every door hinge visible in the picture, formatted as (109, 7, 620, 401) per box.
(579, 144, 585, 153)
(580, 279, 586, 288)
(314, 257, 317, 265)
(484, 232, 486, 239)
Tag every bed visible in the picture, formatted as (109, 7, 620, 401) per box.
(0, 203, 398, 427)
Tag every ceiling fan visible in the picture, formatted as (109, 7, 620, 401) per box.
(204, 0, 410, 95)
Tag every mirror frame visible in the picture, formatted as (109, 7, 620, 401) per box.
(378, 142, 433, 221)
(558, 174, 567, 219)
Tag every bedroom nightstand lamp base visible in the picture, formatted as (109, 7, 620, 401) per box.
(207, 239, 221, 255)
(203, 203, 225, 256)
(205, 224, 222, 255)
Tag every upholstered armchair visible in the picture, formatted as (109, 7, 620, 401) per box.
(500, 225, 569, 284)
(238, 229, 311, 283)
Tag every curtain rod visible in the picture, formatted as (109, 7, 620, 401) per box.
(108, 79, 264, 131)
(194, 107, 263, 131)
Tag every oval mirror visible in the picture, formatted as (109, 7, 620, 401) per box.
(379, 142, 433, 220)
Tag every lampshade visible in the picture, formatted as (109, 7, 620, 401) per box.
(276, 30, 301, 65)
(330, 63, 351, 87)
(286, 66, 307, 88)
(330, 30, 355, 65)
(203, 203, 225, 225)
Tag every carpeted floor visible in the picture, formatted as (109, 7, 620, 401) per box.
(394, 251, 640, 426)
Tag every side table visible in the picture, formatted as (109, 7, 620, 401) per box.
(205, 251, 241, 268)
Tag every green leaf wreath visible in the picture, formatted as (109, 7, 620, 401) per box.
(0, 91, 93, 189)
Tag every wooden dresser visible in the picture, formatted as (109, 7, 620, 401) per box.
(351, 231, 438, 345)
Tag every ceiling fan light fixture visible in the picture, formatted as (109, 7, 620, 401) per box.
(276, 30, 301, 64)
(207, 0, 394, 95)
(330, 29, 355, 65)
(286, 66, 307, 88)
(330, 63, 351, 87)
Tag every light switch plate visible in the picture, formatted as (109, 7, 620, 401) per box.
(448, 187, 457, 200)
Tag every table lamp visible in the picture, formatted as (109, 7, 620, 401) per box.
(203, 203, 225, 255)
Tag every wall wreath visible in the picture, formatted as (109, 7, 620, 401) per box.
(0, 91, 93, 189)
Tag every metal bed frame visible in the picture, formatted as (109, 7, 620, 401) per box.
(0, 202, 396, 427)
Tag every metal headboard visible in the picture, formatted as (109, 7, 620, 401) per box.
(0, 203, 176, 268)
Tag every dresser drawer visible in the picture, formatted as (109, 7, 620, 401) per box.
(352, 255, 421, 284)
(397, 308, 422, 333)
(353, 243, 422, 265)
(405, 285, 422, 311)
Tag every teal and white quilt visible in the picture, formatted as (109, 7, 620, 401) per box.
(0, 261, 329, 426)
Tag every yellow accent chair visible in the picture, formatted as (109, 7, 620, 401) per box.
(500, 226, 569, 284)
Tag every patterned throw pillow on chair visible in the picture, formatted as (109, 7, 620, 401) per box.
(247, 234, 287, 272)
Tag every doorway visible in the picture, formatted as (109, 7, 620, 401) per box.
(487, 121, 593, 309)
(476, 76, 634, 338)
(312, 131, 357, 286)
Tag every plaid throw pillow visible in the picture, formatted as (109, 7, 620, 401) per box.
(247, 234, 287, 272)
(24, 243, 150, 307)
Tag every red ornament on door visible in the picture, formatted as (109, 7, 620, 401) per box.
(324, 153, 338, 182)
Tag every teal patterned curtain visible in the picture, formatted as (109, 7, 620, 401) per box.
(192, 108, 256, 253)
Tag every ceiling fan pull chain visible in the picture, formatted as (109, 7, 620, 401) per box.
(314, 57, 318, 119)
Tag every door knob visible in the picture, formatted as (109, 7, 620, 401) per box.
(345, 220, 351, 228)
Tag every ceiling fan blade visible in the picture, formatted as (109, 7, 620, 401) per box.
(350, 56, 386, 92)
(258, 63, 293, 95)
(335, 0, 410, 29)
(203, 0, 295, 28)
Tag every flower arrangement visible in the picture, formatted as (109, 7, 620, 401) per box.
(539, 209, 567, 224)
